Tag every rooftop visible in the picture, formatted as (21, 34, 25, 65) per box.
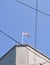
(0, 44, 50, 61)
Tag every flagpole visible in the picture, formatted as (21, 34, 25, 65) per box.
(22, 32, 30, 44)
(22, 34, 24, 44)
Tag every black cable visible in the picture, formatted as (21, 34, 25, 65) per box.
(15, 1, 50, 64)
(35, 0, 38, 50)
(0, 31, 22, 45)
(15, 0, 50, 17)
(34, 0, 38, 65)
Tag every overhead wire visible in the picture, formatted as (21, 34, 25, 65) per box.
(0, 31, 22, 45)
(15, 0, 50, 17)
(34, 0, 38, 65)
(0, 0, 50, 60)
(14, 0, 50, 64)
(34, 0, 50, 65)
(35, 0, 38, 50)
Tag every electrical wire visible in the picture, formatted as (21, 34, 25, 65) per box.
(14, 0, 50, 64)
(0, 31, 22, 45)
(15, 0, 50, 17)
(34, 0, 38, 65)
(35, 0, 38, 50)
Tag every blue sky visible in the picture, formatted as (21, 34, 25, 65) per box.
(0, 0, 50, 58)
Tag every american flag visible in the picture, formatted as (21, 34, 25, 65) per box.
(22, 32, 30, 37)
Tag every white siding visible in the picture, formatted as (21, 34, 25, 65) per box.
(0, 45, 50, 65)
(27, 47, 50, 65)
(16, 47, 28, 65)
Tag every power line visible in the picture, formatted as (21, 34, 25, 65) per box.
(34, 0, 38, 65)
(15, 0, 50, 17)
(0, 31, 22, 45)
(15, 1, 50, 64)
(35, 0, 38, 50)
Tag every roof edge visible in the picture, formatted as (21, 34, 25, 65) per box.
(0, 44, 50, 61)
(0, 45, 16, 60)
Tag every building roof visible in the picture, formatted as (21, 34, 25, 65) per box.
(0, 44, 50, 61)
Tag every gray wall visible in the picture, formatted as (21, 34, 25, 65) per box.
(0, 47, 16, 65)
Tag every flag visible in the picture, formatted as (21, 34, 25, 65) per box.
(22, 32, 30, 37)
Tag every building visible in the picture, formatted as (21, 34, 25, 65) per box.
(0, 45, 50, 65)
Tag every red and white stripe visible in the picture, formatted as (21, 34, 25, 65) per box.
(22, 32, 30, 37)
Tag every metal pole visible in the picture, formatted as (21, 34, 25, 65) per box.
(22, 34, 24, 44)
